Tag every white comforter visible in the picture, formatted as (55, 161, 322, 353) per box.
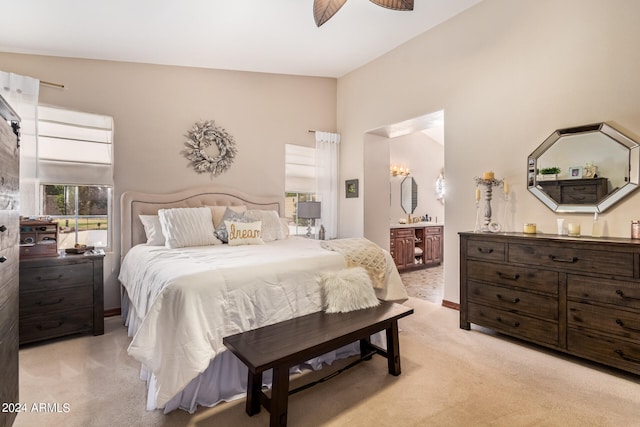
(119, 236, 406, 408)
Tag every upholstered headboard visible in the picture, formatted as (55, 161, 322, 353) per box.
(120, 186, 284, 259)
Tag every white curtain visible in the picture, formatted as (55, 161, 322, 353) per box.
(315, 131, 340, 239)
(0, 72, 40, 215)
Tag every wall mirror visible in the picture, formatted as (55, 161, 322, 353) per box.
(527, 122, 640, 213)
(401, 176, 418, 214)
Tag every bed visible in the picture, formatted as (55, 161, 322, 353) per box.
(118, 186, 407, 414)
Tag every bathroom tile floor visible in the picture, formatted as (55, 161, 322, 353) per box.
(399, 264, 444, 304)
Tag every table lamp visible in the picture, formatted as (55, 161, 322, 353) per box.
(297, 201, 321, 238)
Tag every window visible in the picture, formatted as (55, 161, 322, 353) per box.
(284, 144, 316, 235)
(37, 106, 114, 249)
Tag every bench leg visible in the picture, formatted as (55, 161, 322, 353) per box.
(246, 371, 262, 416)
(359, 337, 373, 360)
(270, 365, 290, 427)
(386, 320, 401, 376)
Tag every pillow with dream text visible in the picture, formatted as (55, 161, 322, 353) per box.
(139, 215, 165, 246)
(214, 207, 247, 243)
(225, 220, 264, 246)
(158, 207, 222, 249)
(244, 209, 285, 242)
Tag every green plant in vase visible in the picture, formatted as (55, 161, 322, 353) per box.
(538, 167, 561, 180)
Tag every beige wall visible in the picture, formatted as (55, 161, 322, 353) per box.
(0, 53, 337, 310)
(338, 0, 640, 303)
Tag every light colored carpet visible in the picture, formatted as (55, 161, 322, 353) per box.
(15, 297, 640, 427)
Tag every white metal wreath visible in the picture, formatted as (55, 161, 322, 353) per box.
(184, 120, 238, 176)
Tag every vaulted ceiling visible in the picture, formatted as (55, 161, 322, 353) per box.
(1, 0, 481, 78)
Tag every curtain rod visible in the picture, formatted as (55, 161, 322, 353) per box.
(40, 80, 65, 89)
(308, 130, 316, 133)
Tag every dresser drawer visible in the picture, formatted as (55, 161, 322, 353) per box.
(568, 301, 640, 341)
(19, 307, 94, 345)
(19, 262, 93, 292)
(508, 244, 634, 277)
(467, 260, 558, 294)
(466, 240, 505, 262)
(468, 281, 558, 320)
(567, 275, 640, 310)
(568, 328, 640, 375)
(468, 302, 558, 346)
(19, 286, 93, 318)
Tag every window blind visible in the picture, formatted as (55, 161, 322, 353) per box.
(285, 144, 316, 193)
(37, 105, 113, 185)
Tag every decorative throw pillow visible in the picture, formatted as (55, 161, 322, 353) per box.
(244, 209, 285, 242)
(158, 207, 222, 249)
(214, 207, 247, 243)
(320, 267, 380, 313)
(280, 218, 290, 238)
(225, 220, 264, 246)
(209, 205, 247, 229)
(139, 215, 165, 246)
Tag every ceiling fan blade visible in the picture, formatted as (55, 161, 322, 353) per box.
(369, 0, 414, 11)
(314, 0, 348, 27)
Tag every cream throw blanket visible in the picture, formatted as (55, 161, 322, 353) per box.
(321, 238, 387, 289)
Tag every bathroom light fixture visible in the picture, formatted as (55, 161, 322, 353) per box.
(390, 164, 410, 176)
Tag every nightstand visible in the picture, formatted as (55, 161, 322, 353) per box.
(19, 253, 104, 345)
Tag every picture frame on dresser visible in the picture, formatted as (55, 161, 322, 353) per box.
(568, 166, 583, 179)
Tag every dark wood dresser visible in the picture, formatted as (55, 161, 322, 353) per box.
(19, 254, 104, 345)
(460, 231, 640, 375)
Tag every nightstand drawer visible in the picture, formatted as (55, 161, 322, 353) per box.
(19, 286, 93, 317)
(19, 307, 94, 345)
(19, 262, 93, 292)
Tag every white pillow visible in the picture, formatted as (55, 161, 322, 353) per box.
(158, 207, 222, 249)
(139, 215, 165, 246)
(320, 267, 380, 313)
(225, 220, 264, 246)
(244, 210, 285, 242)
(209, 205, 247, 229)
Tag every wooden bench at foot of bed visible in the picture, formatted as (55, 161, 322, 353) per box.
(222, 301, 414, 427)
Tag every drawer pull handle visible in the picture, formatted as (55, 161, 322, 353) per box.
(0, 256, 7, 263)
(36, 274, 64, 281)
(0, 225, 6, 232)
(496, 272, 520, 281)
(616, 289, 640, 301)
(496, 316, 520, 328)
(614, 349, 640, 364)
(36, 321, 63, 331)
(36, 297, 64, 307)
(477, 247, 494, 254)
(548, 255, 578, 263)
(615, 319, 640, 333)
(496, 294, 520, 304)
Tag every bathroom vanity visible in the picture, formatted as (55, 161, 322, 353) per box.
(390, 223, 443, 271)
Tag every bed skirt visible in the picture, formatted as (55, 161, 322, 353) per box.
(122, 295, 381, 414)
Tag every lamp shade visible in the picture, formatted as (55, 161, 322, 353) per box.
(297, 201, 321, 219)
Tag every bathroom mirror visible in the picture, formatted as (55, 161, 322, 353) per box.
(401, 176, 418, 214)
(527, 122, 640, 213)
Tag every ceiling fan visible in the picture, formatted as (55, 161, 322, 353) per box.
(313, 0, 414, 27)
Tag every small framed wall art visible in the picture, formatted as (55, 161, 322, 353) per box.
(345, 179, 359, 198)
